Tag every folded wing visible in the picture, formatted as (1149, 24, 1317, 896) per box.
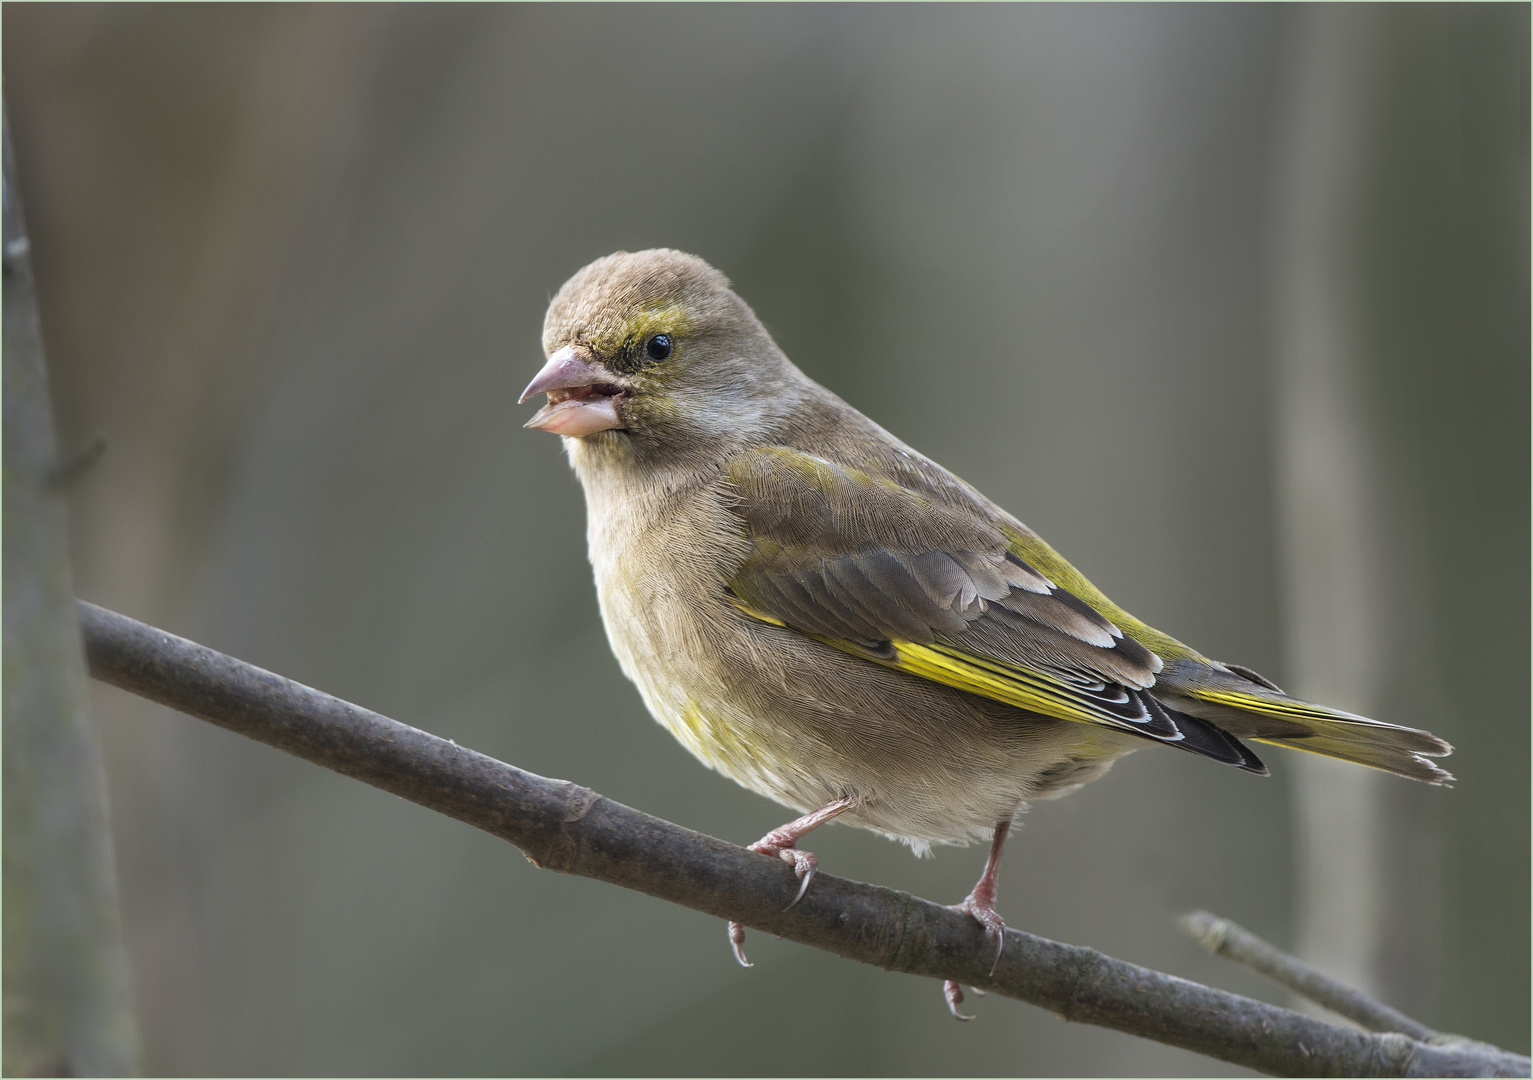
(723, 447, 1264, 769)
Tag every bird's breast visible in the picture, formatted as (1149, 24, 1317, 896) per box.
(577, 469, 750, 689)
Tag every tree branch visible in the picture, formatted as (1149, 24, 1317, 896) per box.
(76, 600, 1529, 1078)
(1181, 912, 1524, 1071)
(1182, 910, 1437, 1040)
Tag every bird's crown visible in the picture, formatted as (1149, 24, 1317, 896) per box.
(541, 248, 741, 370)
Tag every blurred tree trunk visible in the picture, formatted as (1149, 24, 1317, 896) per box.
(1353, 6, 1529, 1044)
(1275, 5, 1531, 1042)
(1272, 4, 1394, 1004)
(2, 116, 140, 1076)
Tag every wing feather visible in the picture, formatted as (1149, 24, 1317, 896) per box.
(725, 447, 1178, 743)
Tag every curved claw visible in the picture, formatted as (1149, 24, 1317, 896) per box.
(784, 868, 815, 911)
(943, 980, 975, 1021)
(780, 848, 818, 911)
(728, 921, 753, 968)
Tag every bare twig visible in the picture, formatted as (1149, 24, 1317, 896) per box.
(77, 600, 1530, 1079)
(1181, 912, 1523, 1069)
(1182, 910, 1437, 1040)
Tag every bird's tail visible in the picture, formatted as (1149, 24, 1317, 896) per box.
(1167, 682, 1454, 785)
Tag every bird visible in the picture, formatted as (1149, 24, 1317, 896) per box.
(519, 248, 1453, 1018)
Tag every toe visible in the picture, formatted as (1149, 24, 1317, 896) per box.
(728, 921, 753, 968)
(785, 848, 818, 879)
(943, 980, 975, 1021)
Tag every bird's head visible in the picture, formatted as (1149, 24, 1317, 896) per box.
(522, 249, 804, 469)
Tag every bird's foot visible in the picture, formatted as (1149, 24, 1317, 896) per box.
(951, 889, 1008, 974)
(751, 836, 821, 910)
(937, 819, 1013, 1019)
(940, 887, 1008, 1020)
(728, 838, 819, 968)
(725, 797, 858, 970)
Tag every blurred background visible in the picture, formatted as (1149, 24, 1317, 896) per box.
(4, 4, 1526, 1075)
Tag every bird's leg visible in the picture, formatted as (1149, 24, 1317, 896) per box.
(954, 819, 1011, 953)
(942, 820, 1012, 1020)
(728, 795, 858, 967)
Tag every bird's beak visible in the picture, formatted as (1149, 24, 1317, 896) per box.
(520, 345, 625, 437)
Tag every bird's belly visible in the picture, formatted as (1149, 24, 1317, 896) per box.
(594, 563, 1138, 849)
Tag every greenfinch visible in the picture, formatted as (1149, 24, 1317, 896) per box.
(521, 249, 1452, 1018)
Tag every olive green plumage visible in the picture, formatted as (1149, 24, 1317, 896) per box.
(525, 248, 1451, 855)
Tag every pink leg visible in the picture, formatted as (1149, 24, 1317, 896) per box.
(943, 820, 1012, 1020)
(728, 795, 858, 967)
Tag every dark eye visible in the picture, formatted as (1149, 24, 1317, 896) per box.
(645, 334, 673, 362)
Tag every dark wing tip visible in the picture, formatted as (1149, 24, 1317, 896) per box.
(1233, 743, 1270, 776)
(1159, 703, 1269, 775)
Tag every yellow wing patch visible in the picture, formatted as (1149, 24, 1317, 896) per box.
(729, 594, 1151, 736)
(885, 642, 1140, 730)
(1188, 687, 1369, 726)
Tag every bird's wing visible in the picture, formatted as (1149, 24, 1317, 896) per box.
(722, 447, 1191, 743)
(721, 446, 1450, 782)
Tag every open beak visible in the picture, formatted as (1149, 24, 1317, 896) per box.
(520, 345, 625, 437)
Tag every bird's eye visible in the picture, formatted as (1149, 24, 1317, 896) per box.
(645, 334, 673, 362)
